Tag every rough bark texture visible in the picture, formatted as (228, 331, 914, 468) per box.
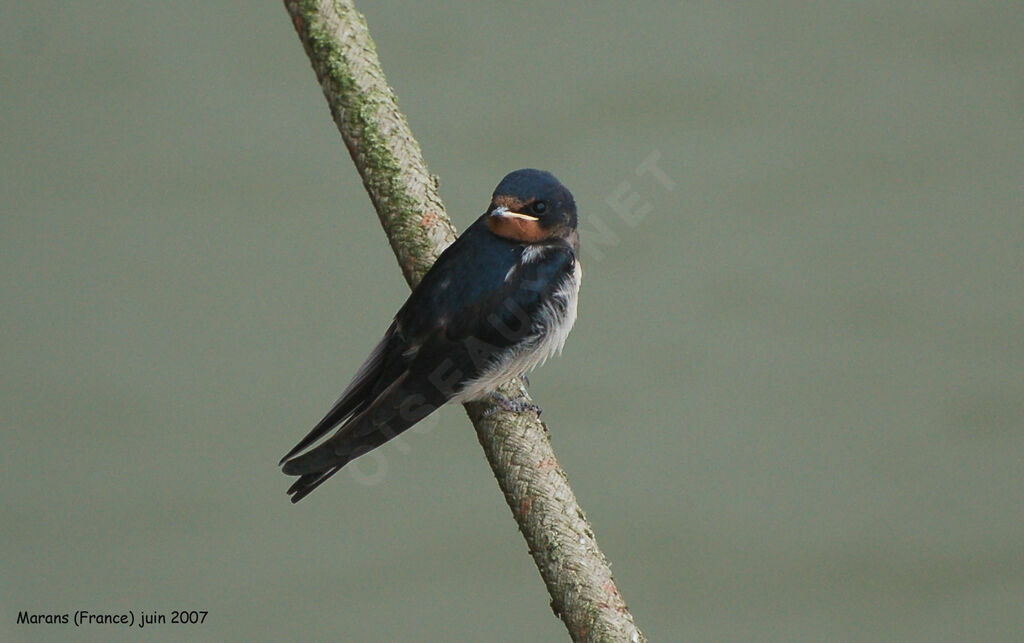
(286, 0, 455, 283)
(283, 2, 645, 640)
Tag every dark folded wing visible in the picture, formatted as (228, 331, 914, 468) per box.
(438, 245, 574, 347)
(278, 320, 403, 465)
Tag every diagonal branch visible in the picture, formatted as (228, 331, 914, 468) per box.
(283, 2, 645, 640)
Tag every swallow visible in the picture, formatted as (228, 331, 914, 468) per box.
(280, 169, 581, 502)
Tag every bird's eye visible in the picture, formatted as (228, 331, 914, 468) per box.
(531, 201, 547, 215)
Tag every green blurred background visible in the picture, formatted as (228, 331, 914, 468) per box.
(2, 1, 1022, 641)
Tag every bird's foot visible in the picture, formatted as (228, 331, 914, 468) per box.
(480, 388, 541, 418)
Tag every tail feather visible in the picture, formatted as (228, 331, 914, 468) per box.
(279, 322, 401, 466)
(280, 343, 449, 501)
(280, 423, 409, 503)
(286, 466, 342, 503)
(281, 417, 409, 476)
(278, 403, 356, 467)
(280, 391, 440, 502)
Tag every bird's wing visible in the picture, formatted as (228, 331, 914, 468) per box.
(277, 319, 404, 465)
(432, 243, 577, 354)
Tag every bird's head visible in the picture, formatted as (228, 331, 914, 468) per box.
(485, 169, 577, 248)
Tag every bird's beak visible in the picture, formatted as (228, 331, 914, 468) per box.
(489, 206, 539, 222)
